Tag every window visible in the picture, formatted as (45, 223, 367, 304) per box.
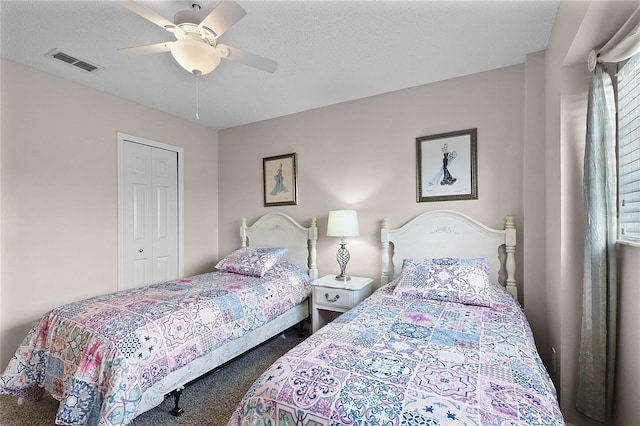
(617, 55, 640, 243)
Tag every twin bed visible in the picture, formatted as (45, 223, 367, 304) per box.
(229, 210, 564, 425)
(0, 212, 318, 426)
(1, 210, 564, 425)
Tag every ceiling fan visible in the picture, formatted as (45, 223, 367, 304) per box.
(119, 0, 277, 76)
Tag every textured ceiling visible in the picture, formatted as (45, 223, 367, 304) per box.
(0, 0, 559, 130)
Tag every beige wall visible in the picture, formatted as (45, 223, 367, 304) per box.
(218, 64, 536, 340)
(0, 59, 219, 368)
(544, 2, 586, 422)
(523, 49, 549, 366)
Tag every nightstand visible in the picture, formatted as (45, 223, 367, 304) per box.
(311, 274, 374, 333)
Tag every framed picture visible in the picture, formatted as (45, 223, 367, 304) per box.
(263, 153, 298, 206)
(416, 128, 477, 202)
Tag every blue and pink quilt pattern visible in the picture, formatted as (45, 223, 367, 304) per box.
(0, 262, 311, 426)
(229, 283, 565, 425)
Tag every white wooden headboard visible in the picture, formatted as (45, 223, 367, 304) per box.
(240, 212, 318, 280)
(381, 210, 517, 299)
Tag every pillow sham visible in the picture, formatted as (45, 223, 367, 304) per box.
(393, 257, 495, 307)
(215, 247, 287, 277)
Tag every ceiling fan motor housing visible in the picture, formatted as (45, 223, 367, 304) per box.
(174, 9, 203, 26)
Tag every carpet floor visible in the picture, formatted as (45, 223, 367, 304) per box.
(0, 326, 307, 426)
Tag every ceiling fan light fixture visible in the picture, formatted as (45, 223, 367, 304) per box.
(169, 39, 220, 75)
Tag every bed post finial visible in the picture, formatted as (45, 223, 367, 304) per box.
(381, 218, 390, 285)
(309, 217, 318, 280)
(504, 215, 517, 300)
(240, 218, 248, 247)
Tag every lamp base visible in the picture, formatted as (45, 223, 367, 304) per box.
(335, 242, 351, 282)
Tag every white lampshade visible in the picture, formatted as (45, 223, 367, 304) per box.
(327, 210, 360, 237)
(169, 39, 221, 75)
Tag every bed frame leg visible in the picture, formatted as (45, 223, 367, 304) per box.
(169, 387, 185, 416)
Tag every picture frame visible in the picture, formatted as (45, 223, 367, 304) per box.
(416, 128, 477, 202)
(263, 153, 298, 206)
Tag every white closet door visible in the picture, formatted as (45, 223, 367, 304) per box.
(151, 147, 178, 284)
(121, 141, 178, 289)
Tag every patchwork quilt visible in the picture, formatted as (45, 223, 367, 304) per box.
(0, 261, 311, 426)
(229, 282, 565, 425)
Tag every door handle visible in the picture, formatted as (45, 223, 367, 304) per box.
(139, 249, 144, 253)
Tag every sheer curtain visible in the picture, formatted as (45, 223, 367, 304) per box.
(578, 62, 616, 423)
(579, 6, 640, 422)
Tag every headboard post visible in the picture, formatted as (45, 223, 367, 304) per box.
(240, 218, 248, 247)
(381, 218, 390, 285)
(504, 215, 517, 299)
(308, 217, 318, 280)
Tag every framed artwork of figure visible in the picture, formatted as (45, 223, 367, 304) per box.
(263, 153, 298, 206)
(416, 129, 477, 202)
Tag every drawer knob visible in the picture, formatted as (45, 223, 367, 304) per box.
(325, 293, 340, 303)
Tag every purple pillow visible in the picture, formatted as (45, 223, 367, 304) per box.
(215, 247, 287, 277)
(393, 257, 495, 308)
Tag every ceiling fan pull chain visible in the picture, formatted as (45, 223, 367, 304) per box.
(195, 72, 200, 120)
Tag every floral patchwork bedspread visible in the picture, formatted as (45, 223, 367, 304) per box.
(0, 261, 311, 426)
(229, 283, 565, 425)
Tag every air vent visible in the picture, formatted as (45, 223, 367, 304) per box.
(73, 61, 98, 72)
(45, 49, 102, 73)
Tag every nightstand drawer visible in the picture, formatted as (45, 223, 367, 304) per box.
(313, 286, 355, 310)
(310, 275, 374, 333)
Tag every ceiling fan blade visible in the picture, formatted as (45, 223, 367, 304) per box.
(118, 42, 172, 55)
(218, 44, 277, 73)
(199, 0, 247, 38)
(122, 1, 175, 30)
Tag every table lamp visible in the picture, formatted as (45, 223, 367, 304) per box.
(326, 210, 360, 281)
